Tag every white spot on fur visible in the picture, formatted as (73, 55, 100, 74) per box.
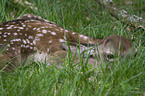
(30, 47, 33, 49)
(24, 20, 30, 23)
(7, 26, 12, 29)
(30, 43, 33, 45)
(51, 32, 56, 35)
(65, 30, 69, 32)
(23, 14, 28, 16)
(37, 28, 40, 31)
(30, 20, 36, 22)
(41, 27, 45, 28)
(17, 39, 21, 41)
(28, 36, 33, 39)
(3, 39, 7, 41)
(25, 1, 32, 6)
(33, 40, 36, 45)
(26, 39, 30, 44)
(48, 30, 51, 33)
(60, 28, 63, 31)
(13, 33, 18, 35)
(7, 33, 10, 35)
(49, 40, 52, 43)
(21, 45, 25, 48)
(28, 25, 32, 27)
(26, 45, 29, 48)
(21, 23, 24, 25)
(11, 22, 15, 24)
(47, 48, 50, 52)
(9, 25, 14, 27)
(14, 26, 17, 28)
(10, 39, 15, 42)
(79, 35, 84, 38)
(59, 39, 65, 42)
(42, 30, 47, 34)
(22, 25, 26, 27)
(27, 15, 31, 18)
(36, 34, 43, 37)
(23, 39, 27, 44)
(18, 27, 24, 29)
(10, 42, 14, 44)
(72, 32, 76, 34)
(55, 28, 59, 31)
(3, 35, 7, 37)
(7, 44, 10, 47)
(33, 27, 37, 30)
(12, 39, 21, 42)
(44, 20, 50, 23)
(83, 36, 88, 40)
(12, 47, 15, 50)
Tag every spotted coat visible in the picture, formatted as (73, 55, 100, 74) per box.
(0, 14, 136, 72)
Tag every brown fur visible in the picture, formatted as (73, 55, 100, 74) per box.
(0, 14, 136, 72)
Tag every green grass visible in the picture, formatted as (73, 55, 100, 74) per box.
(0, 0, 145, 95)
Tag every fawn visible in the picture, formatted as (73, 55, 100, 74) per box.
(0, 14, 136, 72)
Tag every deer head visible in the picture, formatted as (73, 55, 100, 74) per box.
(61, 35, 137, 61)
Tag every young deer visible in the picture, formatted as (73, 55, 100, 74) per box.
(0, 14, 136, 72)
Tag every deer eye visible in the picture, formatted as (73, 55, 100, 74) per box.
(106, 54, 114, 60)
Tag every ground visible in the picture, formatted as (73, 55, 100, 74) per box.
(0, 0, 145, 95)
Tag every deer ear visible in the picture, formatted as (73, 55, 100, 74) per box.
(60, 42, 96, 58)
(61, 42, 78, 53)
(60, 42, 86, 54)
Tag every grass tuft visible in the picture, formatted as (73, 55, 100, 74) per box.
(0, 0, 145, 95)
